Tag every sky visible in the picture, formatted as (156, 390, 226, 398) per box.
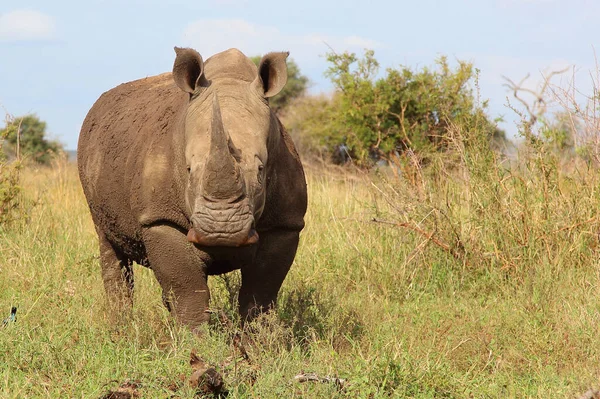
(0, 0, 599, 150)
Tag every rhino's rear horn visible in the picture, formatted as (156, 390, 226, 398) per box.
(201, 95, 245, 201)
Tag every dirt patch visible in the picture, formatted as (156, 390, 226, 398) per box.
(99, 380, 141, 399)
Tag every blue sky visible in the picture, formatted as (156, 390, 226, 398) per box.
(1, 0, 598, 150)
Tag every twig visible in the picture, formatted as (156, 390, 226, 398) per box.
(294, 372, 347, 389)
(502, 67, 570, 140)
(16, 117, 23, 161)
(537, 216, 598, 239)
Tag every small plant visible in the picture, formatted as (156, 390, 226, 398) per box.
(0, 112, 22, 226)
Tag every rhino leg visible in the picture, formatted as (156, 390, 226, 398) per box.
(238, 230, 300, 321)
(142, 225, 211, 330)
(98, 232, 134, 317)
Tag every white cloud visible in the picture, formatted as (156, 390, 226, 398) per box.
(181, 19, 383, 68)
(0, 9, 56, 42)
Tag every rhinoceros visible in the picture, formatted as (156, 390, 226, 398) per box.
(77, 47, 307, 329)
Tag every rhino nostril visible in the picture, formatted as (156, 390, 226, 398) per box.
(232, 193, 245, 203)
(202, 195, 217, 203)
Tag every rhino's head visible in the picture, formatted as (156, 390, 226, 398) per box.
(172, 47, 288, 247)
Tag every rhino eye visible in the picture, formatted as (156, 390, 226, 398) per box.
(186, 165, 191, 173)
(258, 164, 264, 172)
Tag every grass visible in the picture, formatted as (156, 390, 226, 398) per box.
(1, 148, 600, 398)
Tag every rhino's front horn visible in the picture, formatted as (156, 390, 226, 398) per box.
(201, 95, 245, 201)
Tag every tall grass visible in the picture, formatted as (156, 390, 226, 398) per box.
(1, 144, 600, 397)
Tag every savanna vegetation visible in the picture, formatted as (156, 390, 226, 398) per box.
(1, 114, 63, 165)
(2, 50, 600, 398)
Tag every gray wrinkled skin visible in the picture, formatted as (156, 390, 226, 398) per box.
(77, 47, 307, 329)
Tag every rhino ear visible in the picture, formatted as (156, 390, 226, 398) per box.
(252, 52, 289, 98)
(173, 47, 206, 94)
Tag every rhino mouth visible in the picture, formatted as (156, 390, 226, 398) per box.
(187, 200, 258, 247)
(187, 227, 259, 247)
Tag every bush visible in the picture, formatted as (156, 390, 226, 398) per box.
(1, 114, 63, 165)
(281, 95, 339, 159)
(367, 62, 600, 282)
(293, 49, 504, 165)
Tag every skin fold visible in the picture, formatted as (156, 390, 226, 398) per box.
(77, 47, 307, 330)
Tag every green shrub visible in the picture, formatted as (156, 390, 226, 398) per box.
(1, 114, 63, 165)
(292, 49, 504, 165)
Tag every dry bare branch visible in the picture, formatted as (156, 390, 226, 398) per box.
(502, 67, 570, 140)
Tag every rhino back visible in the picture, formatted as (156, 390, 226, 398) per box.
(78, 73, 189, 257)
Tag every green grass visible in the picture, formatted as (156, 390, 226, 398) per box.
(1, 151, 600, 398)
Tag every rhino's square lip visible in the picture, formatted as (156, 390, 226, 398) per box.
(187, 226, 259, 248)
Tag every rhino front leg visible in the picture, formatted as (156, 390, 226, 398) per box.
(143, 225, 211, 330)
(239, 230, 300, 321)
(98, 232, 134, 318)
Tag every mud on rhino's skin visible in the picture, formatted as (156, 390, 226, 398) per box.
(77, 47, 307, 329)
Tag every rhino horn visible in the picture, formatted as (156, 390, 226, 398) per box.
(202, 95, 245, 201)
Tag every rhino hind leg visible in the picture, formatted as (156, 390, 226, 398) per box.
(142, 225, 211, 331)
(98, 232, 134, 318)
(238, 230, 300, 322)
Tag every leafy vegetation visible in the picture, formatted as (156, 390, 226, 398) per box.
(287, 50, 504, 165)
(1, 114, 62, 165)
